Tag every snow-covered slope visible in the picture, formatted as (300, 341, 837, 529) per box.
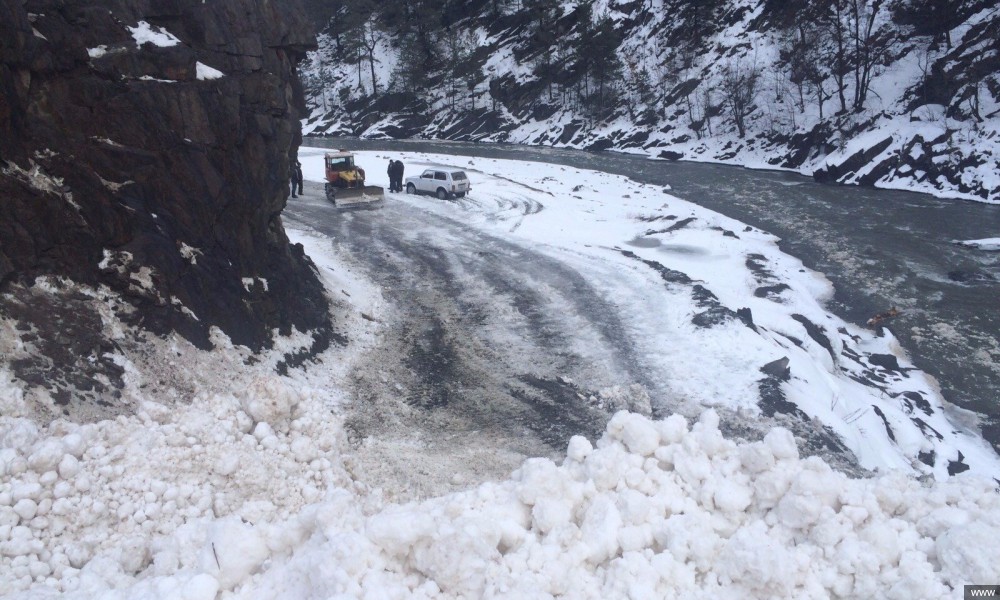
(3, 151, 999, 598)
(300, 0, 1000, 203)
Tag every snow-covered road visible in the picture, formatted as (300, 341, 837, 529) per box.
(287, 183, 649, 493)
(287, 180, 659, 499)
(287, 148, 1000, 484)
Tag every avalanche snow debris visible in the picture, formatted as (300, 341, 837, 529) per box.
(5, 409, 992, 598)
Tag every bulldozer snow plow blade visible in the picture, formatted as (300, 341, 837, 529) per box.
(326, 185, 385, 209)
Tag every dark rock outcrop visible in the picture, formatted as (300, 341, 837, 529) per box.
(1, 1, 328, 404)
(812, 136, 894, 184)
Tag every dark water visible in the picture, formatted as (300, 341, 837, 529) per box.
(304, 137, 1000, 450)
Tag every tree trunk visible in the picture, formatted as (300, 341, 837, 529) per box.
(368, 49, 378, 96)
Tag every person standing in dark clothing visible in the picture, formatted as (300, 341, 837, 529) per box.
(389, 159, 404, 192)
(289, 163, 298, 198)
(293, 161, 303, 196)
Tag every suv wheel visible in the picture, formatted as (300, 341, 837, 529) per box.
(436, 187, 449, 199)
(406, 183, 416, 194)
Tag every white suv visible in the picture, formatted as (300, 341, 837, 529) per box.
(405, 168, 471, 199)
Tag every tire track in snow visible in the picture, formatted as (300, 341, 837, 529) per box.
(285, 186, 656, 498)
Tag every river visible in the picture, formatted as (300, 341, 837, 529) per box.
(303, 137, 1000, 452)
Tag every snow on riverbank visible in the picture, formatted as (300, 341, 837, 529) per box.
(955, 238, 1000, 251)
(2, 152, 999, 598)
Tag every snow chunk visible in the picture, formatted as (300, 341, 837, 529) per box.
(1, 419, 39, 450)
(580, 493, 622, 564)
(764, 427, 799, 460)
(937, 522, 1000, 584)
(13, 498, 37, 521)
(239, 377, 300, 426)
(182, 574, 220, 600)
(213, 453, 240, 477)
(57, 454, 80, 479)
(566, 435, 593, 462)
(607, 411, 660, 456)
(203, 517, 269, 590)
(27, 438, 64, 473)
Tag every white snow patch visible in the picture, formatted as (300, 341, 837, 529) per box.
(128, 21, 180, 48)
(1, 160, 76, 210)
(241, 278, 269, 293)
(955, 237, 1000, 251)
(179, 243, 202, 265)
(170, 296, 200, 321)
(195, 62, 223, 81)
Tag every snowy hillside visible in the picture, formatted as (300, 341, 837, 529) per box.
(3, 152, 999, 598)
(300, 0, 1000, 203)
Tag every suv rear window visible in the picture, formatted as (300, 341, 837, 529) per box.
(451, 172, 467, 180)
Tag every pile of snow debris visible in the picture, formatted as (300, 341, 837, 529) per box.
(0, 375, 355, 597)
(3, 401, 998, 598)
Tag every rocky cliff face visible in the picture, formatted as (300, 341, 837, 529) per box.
(1, 1, 330, 418)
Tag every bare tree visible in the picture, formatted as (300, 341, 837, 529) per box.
(340, 27, 366, 94)
(785, 21, 832, 122)
(720, 58, 760, 138)
(807, 70, 832, 123)
(847, 0, 892, 112)
(820, 0, 894, 114)
(824, 0, 851, 114)
(443, 28, 476, 112)
(685, 83, 716, 138)
(700, 85, 716, 136)
(765, 67, 795, 131)
(782, 29, 808, 113)
(359, 17, 384, 96)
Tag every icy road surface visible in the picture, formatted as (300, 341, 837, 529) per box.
(285, 149, 1000, 495)
(286, 181, 661, 499)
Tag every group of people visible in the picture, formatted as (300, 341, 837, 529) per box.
(387, 159, 405, 193)
(289, 160, 303, 198)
